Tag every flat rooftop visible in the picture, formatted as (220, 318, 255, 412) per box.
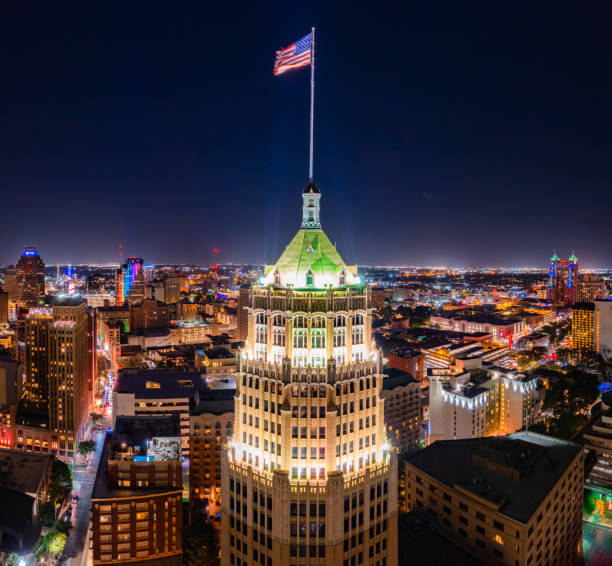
(111, 415, 181, 457)
(382, 368, 419, 389)
(407, 432, 581, 523)
(0, 449, 52, 494)
(116, 368, 204, 398)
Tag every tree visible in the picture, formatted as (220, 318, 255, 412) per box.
(182, 513, 220, 566)
(78, 440, 96, 455)
(45, 530, 67, 555)
(40, 501, 57, 527)
(48, 459, 72, 505)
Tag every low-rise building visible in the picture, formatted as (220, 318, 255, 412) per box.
(405, 433, 584, 566)
(90, 415, 183, 565)
(196, 347, 236, 375)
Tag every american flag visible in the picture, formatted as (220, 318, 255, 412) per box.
(274, 33, 311, 76)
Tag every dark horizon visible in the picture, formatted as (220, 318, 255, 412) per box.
(2, 2, 612, 268)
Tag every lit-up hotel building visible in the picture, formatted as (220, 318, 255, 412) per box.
(548, 252, 578, 306)
(571, 299, 612, 361)
(221, 183, 398, 566)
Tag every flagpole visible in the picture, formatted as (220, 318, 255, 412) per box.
(309, 27, 315, 182)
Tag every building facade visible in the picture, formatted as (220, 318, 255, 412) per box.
(221, 183, 397, 566)
(571, 300, 612, 361)
(428, 366, 541, 443)
(189, 388, 234, 514)
(405, 433, 584, 566)
(381, 368, 422, 455)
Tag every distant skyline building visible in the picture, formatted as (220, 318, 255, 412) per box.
(16, 247, 45, 308)
(0, 288, 8, 326)
(124, 257, 145, 304)
(548, 251, 578, 306)
(222, 182, 398, 566)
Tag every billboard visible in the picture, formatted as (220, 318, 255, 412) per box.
(146, 437, 181, 461)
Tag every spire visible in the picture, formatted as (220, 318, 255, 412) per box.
(550, 250, 560, 262)
(569, 251, 578, 262)
(301, 181, 321, 229)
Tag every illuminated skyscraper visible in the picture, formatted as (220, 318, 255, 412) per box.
(115, 266, 124, 306)
(124, 257, 145, 304)
(16, 247, 45, 308)
(221, 183, 397, 566)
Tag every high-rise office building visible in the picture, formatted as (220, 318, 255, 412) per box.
(16, 247, 46, 308)
(221, 183, 398, 566)
(547, 252, 578, 306)
(23, 307, 53, 402)
(48, 298, 91, 455)
(20, 298, 91, 458)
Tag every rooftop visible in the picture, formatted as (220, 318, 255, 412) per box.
(382, 367, 419, 390)
(0, 448, 52, 495)
(407, 432, 582, 523)
(116, 368, 203, 398)
(110, 415, 181, 461)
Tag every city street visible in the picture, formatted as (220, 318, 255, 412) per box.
(583, 521, 612, 566)
(61, 424, 108, 566)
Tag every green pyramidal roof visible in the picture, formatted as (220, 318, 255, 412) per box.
(550, 252, 560, 261)
(569, 252, 578, 262)
(264, 229, 358, 288)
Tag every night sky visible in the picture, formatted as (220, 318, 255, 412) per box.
(2, 2, 612, 268)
